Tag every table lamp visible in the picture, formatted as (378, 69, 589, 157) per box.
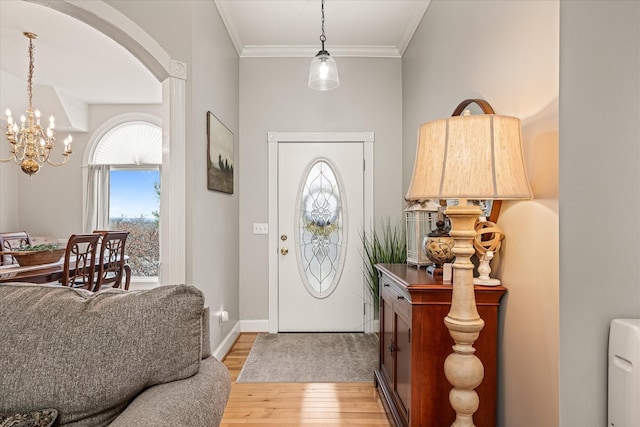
(405, 99, 532, 426)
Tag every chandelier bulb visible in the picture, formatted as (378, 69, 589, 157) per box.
(319, 60, 329, 79)
(64, 135, 72, 152)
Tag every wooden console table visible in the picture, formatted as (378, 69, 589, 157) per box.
(374, 263, 507, 427)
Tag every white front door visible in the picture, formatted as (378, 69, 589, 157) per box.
(277, 141, 365, 332)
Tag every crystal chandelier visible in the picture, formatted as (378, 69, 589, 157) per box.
(2, 32, 72, 176)
(308, 0, 339, 91)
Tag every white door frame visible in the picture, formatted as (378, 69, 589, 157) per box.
(267, 132, 374, 333)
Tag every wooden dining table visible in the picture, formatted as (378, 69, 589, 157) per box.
(0, 256, 129, 284)
(0, 258, 70, 284)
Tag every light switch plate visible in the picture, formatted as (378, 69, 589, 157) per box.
(253, 223, 268, 234)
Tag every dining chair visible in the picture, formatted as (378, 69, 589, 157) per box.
(93, 230, 131, 291)
(60, 234, 100, 290)
(0, 231, 32, 265)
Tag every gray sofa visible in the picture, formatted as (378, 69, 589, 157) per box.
(0, 283, 231, 426)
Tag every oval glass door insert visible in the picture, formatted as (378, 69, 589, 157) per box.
(295, 158, 347, 298)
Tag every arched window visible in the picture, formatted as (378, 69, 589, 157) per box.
(85, 118, 161, 281)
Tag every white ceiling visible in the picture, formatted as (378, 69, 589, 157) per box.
(0, 1, 161, 107)
(215, 0, 430, 58)
(0, 0, 429, 128)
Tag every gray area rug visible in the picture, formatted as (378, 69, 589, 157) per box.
(237, 333, 379, 383)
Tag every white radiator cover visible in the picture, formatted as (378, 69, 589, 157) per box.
(608, 318, 640, 427)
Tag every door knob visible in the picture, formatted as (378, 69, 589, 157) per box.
(280, 247, 289, 255)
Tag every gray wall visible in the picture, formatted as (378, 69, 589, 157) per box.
(403, 1, 559, 426)
(559, 1, 640, 425)
(238, 56, 403, 322)
(106, 0, 241, 348)
(188, 0, 240, 345)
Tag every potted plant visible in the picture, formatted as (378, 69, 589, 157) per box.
(360, 218, 406, 310)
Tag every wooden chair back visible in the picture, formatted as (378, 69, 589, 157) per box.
(94, 231, 131, 291)
(0, 231, 32, 265)
(60, 233, 100, 290)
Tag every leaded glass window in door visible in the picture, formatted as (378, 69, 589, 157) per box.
(296, 158, 347, 298)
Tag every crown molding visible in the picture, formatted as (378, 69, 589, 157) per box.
(398, 0, 431, 55)
(214, 0, 244, 56)
(240, 45, 401, 58)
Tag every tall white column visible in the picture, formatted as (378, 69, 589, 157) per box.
(160, 60, 187, 285)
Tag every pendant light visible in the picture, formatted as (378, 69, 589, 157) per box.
(308, 0, 339, 91)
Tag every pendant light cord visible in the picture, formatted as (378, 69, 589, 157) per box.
(319, 0, 326, 50)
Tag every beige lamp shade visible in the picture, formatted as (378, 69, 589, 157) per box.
(405, 114, 533, 201)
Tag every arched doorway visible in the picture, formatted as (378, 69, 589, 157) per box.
(29, 0, 187, 285)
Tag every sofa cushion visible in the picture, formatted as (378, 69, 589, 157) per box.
(0, 284, 205, 427)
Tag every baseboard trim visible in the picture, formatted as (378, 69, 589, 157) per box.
(240, 319, 269, 332)
(212, 321, 241, 360)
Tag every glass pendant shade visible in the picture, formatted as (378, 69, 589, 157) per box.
(308, 51, 340, 91)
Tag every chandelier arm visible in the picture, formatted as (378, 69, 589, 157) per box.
(36, 150, 50, 164)
(46, 155, 71, 167)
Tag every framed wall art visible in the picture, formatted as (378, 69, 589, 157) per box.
(207, 111, 234, 194)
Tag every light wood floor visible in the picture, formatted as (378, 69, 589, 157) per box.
(220, 333, 392, 426)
